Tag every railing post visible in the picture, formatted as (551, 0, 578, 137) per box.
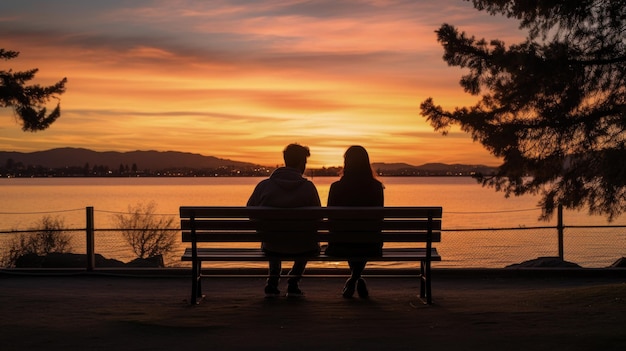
(557, 204, 564, 260)
(86, 206, 95, 271)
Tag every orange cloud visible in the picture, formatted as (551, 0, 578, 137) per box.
(0, 0, 526, 168)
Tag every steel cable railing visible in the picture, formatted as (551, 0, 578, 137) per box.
(1, 206, 625, 269)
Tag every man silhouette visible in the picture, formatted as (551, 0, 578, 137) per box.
(247, 143, 321, 297)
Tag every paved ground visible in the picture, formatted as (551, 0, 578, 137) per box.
(1, 269, 625, 351)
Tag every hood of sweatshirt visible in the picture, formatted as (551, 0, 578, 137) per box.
(268, 167, 308, 191)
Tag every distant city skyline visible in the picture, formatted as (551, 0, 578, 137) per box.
(0, 0, 525, 168)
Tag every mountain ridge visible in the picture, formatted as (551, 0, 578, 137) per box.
(0, 147, 258, 170)
(0, 148, 497, 175)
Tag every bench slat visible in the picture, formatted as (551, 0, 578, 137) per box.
(181, 231, 441, 242)
(180, 206, 443, 219)
(182, 247, 441, 261)
(181, 219, 442, 231)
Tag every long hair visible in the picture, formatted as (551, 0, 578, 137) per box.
(342, 145, 376, 180)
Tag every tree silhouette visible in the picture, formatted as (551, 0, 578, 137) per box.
(114, 202, 177, 260)
(421, 0, 626, 220)
(0, 49, 67, 131)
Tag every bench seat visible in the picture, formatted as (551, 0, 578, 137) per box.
(180, 206, 443, 305)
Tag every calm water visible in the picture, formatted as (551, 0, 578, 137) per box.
(1, 177, 625, 268)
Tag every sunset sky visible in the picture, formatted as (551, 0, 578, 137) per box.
(0, 0, 526, 168)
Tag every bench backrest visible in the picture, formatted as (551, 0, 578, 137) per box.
(180, 206, 442, 244)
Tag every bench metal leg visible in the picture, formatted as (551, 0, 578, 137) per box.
(419, 261, 426, 298)
(418, 260, 432, 305)
(424, 261, 432, 304)
(190, 260, 203, 305)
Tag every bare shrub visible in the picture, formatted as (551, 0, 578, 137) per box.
(114, 202, 177, 259)
(1, 215, 72, 267)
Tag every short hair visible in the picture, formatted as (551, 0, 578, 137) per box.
(283, 143, 310, 168)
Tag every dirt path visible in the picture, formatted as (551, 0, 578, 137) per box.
(1, 273, 625, 350)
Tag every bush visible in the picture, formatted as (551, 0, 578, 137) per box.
(114, 202, 177, 259)
(1, 215, 73, 267)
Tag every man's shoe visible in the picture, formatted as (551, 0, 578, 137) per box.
(264, 284, 281, 298)
(342, 278, 357, 298)
(356, 278, 369, 298)
(286, 284, 304, 298)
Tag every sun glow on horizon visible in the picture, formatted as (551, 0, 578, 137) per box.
(0, 0, 523, 168)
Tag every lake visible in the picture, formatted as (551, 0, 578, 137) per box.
(1, 177, 625, 268)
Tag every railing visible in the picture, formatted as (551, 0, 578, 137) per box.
(1, 206, 625, 269)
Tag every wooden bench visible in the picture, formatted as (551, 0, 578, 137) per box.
(180, 206, 442, 304)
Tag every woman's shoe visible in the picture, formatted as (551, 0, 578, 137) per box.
(342, 278, 357, 298)
(356, 278, 369, 298)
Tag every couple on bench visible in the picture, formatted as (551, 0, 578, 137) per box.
(247, 143, 384, 299)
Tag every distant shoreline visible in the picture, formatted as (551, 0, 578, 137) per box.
(1, 174, 483, 178)
(1, 148, 498, 178)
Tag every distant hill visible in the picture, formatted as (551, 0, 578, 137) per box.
(372, 162, 496, 175)
(0, 148, 497, 176)
(371, 162, 415, 170)
(0, 148, 259, 170)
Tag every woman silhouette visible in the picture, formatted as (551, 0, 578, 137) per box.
(326, 145, 384, 298)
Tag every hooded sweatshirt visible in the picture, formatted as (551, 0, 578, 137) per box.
(247, 167, 321, 254)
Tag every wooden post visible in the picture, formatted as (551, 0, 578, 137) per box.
(86, 206, 95, 271)
(557, 204, 564, 260)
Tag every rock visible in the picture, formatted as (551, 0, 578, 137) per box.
(94, 254, 127, 268)
(506, 256, 581, 268)
(15, 253, 129, 268)
(42, 253, 89, 268)
(14, 253, 45, 268)
(126, 255, 165, 268)
(609, 257, 626, 268)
